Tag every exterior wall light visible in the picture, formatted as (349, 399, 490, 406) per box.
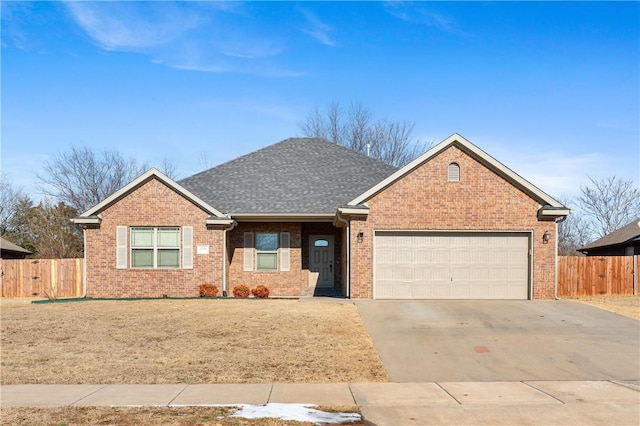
(542, 230, 551, 244)
(357, 231, 364, 243)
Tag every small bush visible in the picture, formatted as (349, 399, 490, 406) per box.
(251, 285, 270, 299)
(198, 283, 219, 298)
(232, 284, 250, 298)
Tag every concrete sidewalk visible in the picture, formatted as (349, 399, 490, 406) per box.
(2, 381, 639, 425)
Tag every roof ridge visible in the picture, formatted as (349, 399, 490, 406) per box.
(179, 137, 397, 183)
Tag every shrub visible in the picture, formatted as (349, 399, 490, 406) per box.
(251, 285, 270, 299)
(198, 283, 219, 298)
(232, 284, 250, 298)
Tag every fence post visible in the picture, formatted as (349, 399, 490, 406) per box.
(51, 260, 57, 298)
(634, 255, 638, 296)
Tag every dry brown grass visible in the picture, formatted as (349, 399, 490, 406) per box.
(0, 406, 363, 426)
(0, 298, 387, 384)
(562, 295, 640, 320)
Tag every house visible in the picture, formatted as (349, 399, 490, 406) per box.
(0, 237, 31, 259)
(578, 219, 640, 256)
(72, 133, 569, 300)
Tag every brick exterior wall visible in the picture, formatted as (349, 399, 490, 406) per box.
(226, 222, 342, 297)
(227, 222, 303, 297)
(348, 145, 557, 300)
(84, 178, 224, 298)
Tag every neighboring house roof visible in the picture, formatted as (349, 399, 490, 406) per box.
(74, 168, 231, 224)
(0, 237, 31, 255)
(349, 133, 568, 213)
(578, 218, 640, 253)
(178, 138, 398, 215)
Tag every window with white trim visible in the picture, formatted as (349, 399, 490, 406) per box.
(448, 162, 460, 182)
(131, 227, 180, 268)
(243, 231, 290, 272)
(256, 232, 278, 270)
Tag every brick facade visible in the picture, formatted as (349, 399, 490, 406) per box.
(81, 143, 560, 300)
(348, 145, 557, 300)
(84, 178, 224, 298)
(226, 222, 341, 297)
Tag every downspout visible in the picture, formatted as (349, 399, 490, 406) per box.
(335, 213, 350, 298)
(83, 227, 87, 298)
(554, 215, 567, 300)
(221, 219, 237, 297)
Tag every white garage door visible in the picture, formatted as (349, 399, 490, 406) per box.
(374, 232, 530, 300)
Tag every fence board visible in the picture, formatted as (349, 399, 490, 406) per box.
(558, 256, 634, 296)
(1, 259, 84, 298)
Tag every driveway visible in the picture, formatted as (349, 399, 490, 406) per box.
(356, 300, 640, 383)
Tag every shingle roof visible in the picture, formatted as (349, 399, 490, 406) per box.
(578, 218, 640, 252)
(178, 138, 398, 215)
(0, 237, 31, 254)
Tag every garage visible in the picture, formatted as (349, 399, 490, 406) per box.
(374, 232, 530, 299)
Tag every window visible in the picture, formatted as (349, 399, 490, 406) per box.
(314, 239, 329, 247)
(256, 232, 278, 270)
(243, 231, 290, 272)
(448, 162, 460, 182)
(131, 227, 180, 268)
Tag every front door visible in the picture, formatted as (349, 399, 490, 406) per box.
(309, 235, 334, 288)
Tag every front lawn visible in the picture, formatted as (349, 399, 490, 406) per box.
(561, 295, 640, 320)
(0, 299, 387, 384)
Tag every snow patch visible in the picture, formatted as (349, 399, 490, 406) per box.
(229, 403, 361, 423)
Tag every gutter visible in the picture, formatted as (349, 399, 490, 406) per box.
(229, 213, 334, 222)
(553, 215, 568, 300)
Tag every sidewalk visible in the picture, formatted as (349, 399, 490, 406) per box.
(2, 381, 639, 425)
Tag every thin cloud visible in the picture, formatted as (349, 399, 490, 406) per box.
(383, 1, 456, 33)
(64, 2, 203, 51)
(298, 9, 336, 47)
(485, 144, 606, 198)
(62, 2, 301, 77)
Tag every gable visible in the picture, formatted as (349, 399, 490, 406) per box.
(349, 133, 567, 212)
(366, 144, 549, 228)
(73, 169, 231, 226)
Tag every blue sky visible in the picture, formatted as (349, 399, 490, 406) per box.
(2, 1, 639, 204)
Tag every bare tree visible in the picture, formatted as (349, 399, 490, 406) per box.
(0, 173, 31, 235)
(158, 156, 178, 179)
(577, 176, 640, 239)
(38, 146, 148, 213)
(556, 197, 591, 256)
(299, 101, 430, 167)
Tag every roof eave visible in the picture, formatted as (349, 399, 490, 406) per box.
(71, 216, 101, 225)
(229, 213, 335, 222)
(205, 217, 236, 227)
(537, 207, 571, 220)
(333, 206, 370, 227)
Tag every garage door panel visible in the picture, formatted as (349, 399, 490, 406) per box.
(374, 232, 530, 300)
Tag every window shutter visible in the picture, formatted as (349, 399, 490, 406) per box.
(116, 226, 128, 269)
(182, 226, 193, 269)
(243, 232, 254, 271)
(280, 232, 290, 272)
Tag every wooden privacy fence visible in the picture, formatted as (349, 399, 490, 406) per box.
(1, 258, 84, 298)
(558, 256, 636, 296)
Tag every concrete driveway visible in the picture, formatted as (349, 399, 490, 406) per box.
(356, 300, 640, 383)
